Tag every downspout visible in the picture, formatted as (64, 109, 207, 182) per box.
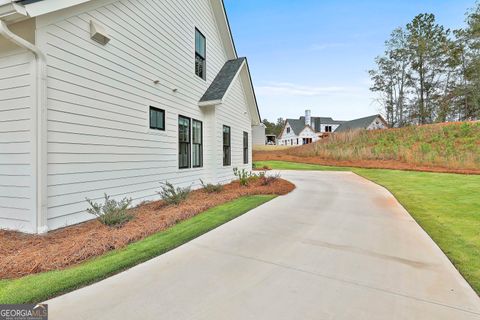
(0, 20, 48, 234)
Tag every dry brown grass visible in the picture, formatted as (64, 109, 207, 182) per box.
(253, 145, 293, 151)
(255, 122, 480, 173)
(0, 178, 294, 279)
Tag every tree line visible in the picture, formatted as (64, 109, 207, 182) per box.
(369, 2, 480, 127)
(262, 118, 285, 136)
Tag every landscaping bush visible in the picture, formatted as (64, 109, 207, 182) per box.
(200, 179, 224, 193)
(260, 172, 281, 186)
(233, 168, 253, 186)
(86, 194, 133, 227)
(158, 181, 191, 205)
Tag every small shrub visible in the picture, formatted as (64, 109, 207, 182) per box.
(233, 167, 253, 186)
(260, 172, 281, 186)
(158, 181, 191, 206)
(200, 179, 224, 193)
(86, 194, 133, 227)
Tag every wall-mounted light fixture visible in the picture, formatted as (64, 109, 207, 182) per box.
(90, 20, 110, 45)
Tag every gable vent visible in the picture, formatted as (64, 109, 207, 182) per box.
(90, 20, 110, 45)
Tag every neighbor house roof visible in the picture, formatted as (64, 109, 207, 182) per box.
(285, 119, 307, 135)
(200, 58, 246, 103)
(335, 114, 384, 132)
(298, 116, 345, 133)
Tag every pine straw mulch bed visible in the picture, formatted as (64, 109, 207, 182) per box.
(254, 152, 480, 175)
(0, 178, 295, 280)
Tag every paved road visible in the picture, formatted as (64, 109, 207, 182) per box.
(47, 171, 480, 319)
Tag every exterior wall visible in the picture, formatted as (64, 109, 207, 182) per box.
(278, 122, 298, 145)
(252, 124, 266, 146)
(319, 123, 341, 133)
(0, 48, 35, 232)
(33, 0, 253, 230)
(215, 78, 252, 183)
(298, 127, 319, 144)
(367, 117, 388, 130)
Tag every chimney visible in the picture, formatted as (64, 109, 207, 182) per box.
(305, 109, 311, 127)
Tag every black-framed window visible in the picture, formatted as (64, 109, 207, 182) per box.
(179, 116, 191, 169)
(243, 131, 249, 164)
(192, 119, 203, 168)
(325, 125, 332, 132)
(223, 125, 231, 166)
(149, 107, 165, 131)
(286, 127, 290, 133)
(195, 28, 206, 79)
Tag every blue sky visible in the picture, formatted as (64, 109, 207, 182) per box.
(223, 0, 474, 122)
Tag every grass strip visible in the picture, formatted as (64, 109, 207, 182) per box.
(0, 195, 276, 304)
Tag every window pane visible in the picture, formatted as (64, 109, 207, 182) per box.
(150, 109, 156, 128)
(156, 111, 164, 129)
(179, 117, 191, 168)
(179, 143, 189, 168)
(192, 144, 201, 167)
(194, 121, 202, 144)
(195, 29, 205, 58)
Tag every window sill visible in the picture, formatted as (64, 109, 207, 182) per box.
(146, 128, 167, 136)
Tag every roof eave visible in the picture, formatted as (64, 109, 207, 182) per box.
(0, 2, 28, 22)
(198, 99, 223, 107)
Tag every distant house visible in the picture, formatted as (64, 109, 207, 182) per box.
(0, 0, 260, 233)
(335, 115, 388, 133)
(278, 110, 344, 145)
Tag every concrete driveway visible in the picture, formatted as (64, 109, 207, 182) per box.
(47, 171, 480, 320)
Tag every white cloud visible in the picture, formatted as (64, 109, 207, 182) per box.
(256, 82, 359, 97)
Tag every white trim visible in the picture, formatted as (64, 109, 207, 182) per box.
(199, 99, 223, 107)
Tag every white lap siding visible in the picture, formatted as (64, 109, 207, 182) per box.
(34, 0, 245, 230)
(0, 50, 35, 232)
(215, 77, 252, 183)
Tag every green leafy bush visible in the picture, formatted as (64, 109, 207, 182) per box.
(158, 181, 191, 206)
(233, 168, 252, 186)
(86, 194, 133, 227)
(200, 179, 224, 193)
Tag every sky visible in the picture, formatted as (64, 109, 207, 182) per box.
(223, 0, 474, 122)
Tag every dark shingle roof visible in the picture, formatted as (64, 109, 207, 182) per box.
(335, 114, 382, 132)
(200, 57, 246, 103)
(285, 119, 307, 135)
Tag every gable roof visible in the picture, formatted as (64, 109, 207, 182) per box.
(199, 57, 260, 125)
(335, 114, 384, 133)
(200, 58, 245, 104)
(285, 119, 307, 136)
(297, 116, 345, 133)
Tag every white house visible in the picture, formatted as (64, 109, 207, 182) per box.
(0, 0, 260, 233)
(278, 110, 344, 145)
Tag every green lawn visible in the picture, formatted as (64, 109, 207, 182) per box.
(255, 160, 480, 294)
(0, 195, 276, 304)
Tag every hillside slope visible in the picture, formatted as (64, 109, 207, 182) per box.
(254, 122, 480, 174)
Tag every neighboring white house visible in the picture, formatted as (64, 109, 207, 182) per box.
(0, 0, 260, 233)
(278, 110, 344, 145)
(335, 114, 388, 132)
